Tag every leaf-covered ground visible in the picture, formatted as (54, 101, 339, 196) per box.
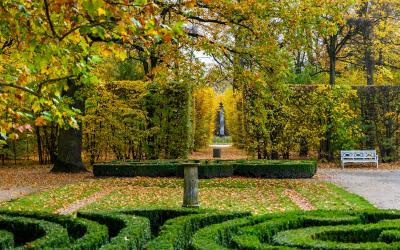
(0, 164, 92, 203)
(0, 164, 91, 190)
(0, 176, 374, 214)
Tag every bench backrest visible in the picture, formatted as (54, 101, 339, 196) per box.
(341, 150, 377, 160)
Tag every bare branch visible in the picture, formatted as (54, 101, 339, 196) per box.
(43, 0, 60, 39)
(0, 75, 76, 97)
(0, 82, 39, 96)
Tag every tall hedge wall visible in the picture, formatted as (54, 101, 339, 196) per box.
(225, 84, 400, 162)
(84, 80, 216, 161)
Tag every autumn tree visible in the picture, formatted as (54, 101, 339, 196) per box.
(0, 0, 180, 172)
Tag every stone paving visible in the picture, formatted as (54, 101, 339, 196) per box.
(320, 168, 400, 209)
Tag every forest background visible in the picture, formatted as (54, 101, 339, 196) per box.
(0, 0, 399, 172)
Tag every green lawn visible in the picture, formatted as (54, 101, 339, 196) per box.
(0, 177, 374, 214)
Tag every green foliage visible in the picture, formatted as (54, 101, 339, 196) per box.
(83, 80, 148, 162)
(144, 81, 193, 159)
(234, 160, 317, 178)
(84, 79, 200, 162)
(93, 160, 317, 179)
(0, 230, 13, 250)
(146, 212, 249, 250)
(78, 212, 151, 250)
(193, 88, 217, 150)
(0, 214, 69, 249)
(0, 210, 108, 249)
(223, 83, 400, 161)
(8, 208, 400, 249)
(357, 86, 400, 162)
(192, 210, 400, 250)
(0, 0, 182, 142)
(211, 136, 232, 145)
(121, 208, 202, 235)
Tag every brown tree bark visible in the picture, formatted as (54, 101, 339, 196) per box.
(51, 79, 87, 172)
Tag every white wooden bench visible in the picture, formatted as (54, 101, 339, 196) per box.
(341, 150, 379, 169)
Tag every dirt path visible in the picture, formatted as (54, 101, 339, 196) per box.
(56, 189, 113, 215)
(190, 146, 249, 160)
(0, 164, 92, 203)
(284, 189, 315, 211)
(320, 168, 400, 209)
(0, 187, 37, 202)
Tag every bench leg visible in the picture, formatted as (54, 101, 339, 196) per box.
(376, 162, 378, 169)
(341, 162, 344, 169)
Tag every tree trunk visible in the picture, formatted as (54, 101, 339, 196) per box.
(36, 126, 44, 164)
(299, 136, 309, 157)
(320, 36, 337, 161)
(362, 1, 375, 85)
(364, 20, 374, 85)
(51, 79, 86, 172)
(328, 37, 337, 86)
(365, 46, 374, 85)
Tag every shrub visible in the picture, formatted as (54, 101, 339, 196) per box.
(4, 209, 400, 249)
(93, 160, 317, 179)
(233, 160, 317, 178)
(121, 208, 203, 235)
(192, 210, 400, 250)
(78, 212, 151, 250)
(0, 214, 69, 249)
(0, 230, 13, 249)
(0, 211, 108, 250)
(146, 211, 250, 250)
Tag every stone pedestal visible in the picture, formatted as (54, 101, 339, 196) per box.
(213, 148, 221, 158)
(182, 163, 200, 208)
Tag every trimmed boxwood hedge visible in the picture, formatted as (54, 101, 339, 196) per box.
(78, 212, 151, 250)
(93, 160, 317, 179)
(4, 209, 400, 249)
(0, 230, 13, 249)
(146, 211, 250, 250)
(0, 210, 108, 250)
(192, 210, 400, 250)
(0, 214, 69, 249)
(121, 208, 203, 235)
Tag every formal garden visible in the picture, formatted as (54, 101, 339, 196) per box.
(0, 0, 400, 249)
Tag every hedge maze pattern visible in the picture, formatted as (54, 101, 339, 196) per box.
(3, 209, 400, 249)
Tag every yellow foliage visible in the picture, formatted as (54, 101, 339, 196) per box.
(193, 87, 217, 150)
(35, 117, 47, 127)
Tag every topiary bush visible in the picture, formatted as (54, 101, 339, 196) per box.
(93, 160, 317, 179)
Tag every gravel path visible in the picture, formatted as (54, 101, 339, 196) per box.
(0, 187, 37, 202)
(320, 168, 400, 209)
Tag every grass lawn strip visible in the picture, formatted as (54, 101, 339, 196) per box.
(81, 178, 371, 214)
(294, 181, 375, 210)
(0, 177, 374, 214)
(0, 180, 103, 213)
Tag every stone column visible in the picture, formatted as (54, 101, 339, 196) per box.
(182, 162, 200, 208)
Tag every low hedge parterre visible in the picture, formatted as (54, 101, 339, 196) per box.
(2, 209, 400, 249)
(93, 159, 317, 179)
